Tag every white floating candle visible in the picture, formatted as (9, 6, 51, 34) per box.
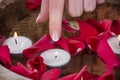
(40, 49, 71, 68)
(3, 32, 32, 54)
(107, 35, 120, 54)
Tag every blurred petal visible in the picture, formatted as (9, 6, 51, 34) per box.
(58, 73, 77, 80)
(66, 39, 85, 55)
(97, 33, 120, 67)
(82, 71, 99, 80)
(40, 69, 61, 80)
(24, 33, 85, 58)
(59, 65, 98, 80)
(10, 62, 39, 80)
(77, 19, 99, 41)
(74, 65, 88, 80)
(100, 19, 112, 32)
(27, 56, 46, 75)
(0, 46, 13, 68)
(111, 20, 120, 35)
(98, 68, 114, 80)
(26, 0, 42, 10)
(57, 38, 70, 52)
(23, 34, 55, 59)
(86, 36, 100, 52)
(85, 19, 105, 33)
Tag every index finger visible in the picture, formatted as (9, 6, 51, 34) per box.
(49, 0, 65, 41)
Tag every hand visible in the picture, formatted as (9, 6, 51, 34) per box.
(36, 0, 105, 42)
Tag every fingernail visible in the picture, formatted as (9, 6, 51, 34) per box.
(51, 30, 60, 42)
(36, 16, 40, 23)
(97, 0, 105, 4)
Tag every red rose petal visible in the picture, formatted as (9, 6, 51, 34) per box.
(82, 71, 99, 80)
(100, 19, 112, 32)
(27, 56, 46, 75)
(10, 62, 39, 80)
(97, 33, 120, 68)
(59, 65, 98, 80)
(57, 38, 69, 52)
(23, 34, 55, 58)
(73, 65, 88, 80)
(85, 19, 105, 33)
(26, 0, 42, 10)
(0, 46, 13, 68)
(58, 73, 77, 80)
(77, 19, 99, 41)
(40, 69, 61, 80)
(98, 68, 114, 80)
(24, 34, 82, 58)
(86, 36, 100, 52)
(111, 20, 120, 35)
(66, 39, 85, 55)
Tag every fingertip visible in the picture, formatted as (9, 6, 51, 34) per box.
(69, 8, 83, 17)
(50, 24, 61, 42)
(68, 0, 83, 17)
(49, 0, 64, 41)
(84, 0, 96, 12)
(36, 0, 49, 23)
(50, 29, 61, 42)
(36, 15, 40, 23)
(49, 21, 61, 42)
(36, 13, 47, 23)
(97, 0, 105, 4)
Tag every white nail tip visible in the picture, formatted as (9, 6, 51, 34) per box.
(51, 31, 60, 42)
(36, 16, 40, 23)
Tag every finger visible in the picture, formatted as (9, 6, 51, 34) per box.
(84, 0, 96, 12)
(68, 0, 83, 17)
(49, 0, 65, 41)
(36, 0, 49, 23)
(97, 0, 105, 4)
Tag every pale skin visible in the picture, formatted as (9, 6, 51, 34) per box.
(36, 0, 106, 42)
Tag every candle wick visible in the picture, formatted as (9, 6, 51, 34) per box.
(15, 39, 17, 44)
(55, 55, 57, 58)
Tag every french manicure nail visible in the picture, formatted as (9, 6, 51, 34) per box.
(51, 30, 60, 42)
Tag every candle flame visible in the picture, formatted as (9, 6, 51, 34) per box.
(118, 35, 120, 42)
(14, 32, 18, 39)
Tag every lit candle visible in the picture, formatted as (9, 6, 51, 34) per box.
(107, 35, 120, 54)
(40, 49, 71, 68)
(3, 32, 32, 54)
(14, 32, 18, 44)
